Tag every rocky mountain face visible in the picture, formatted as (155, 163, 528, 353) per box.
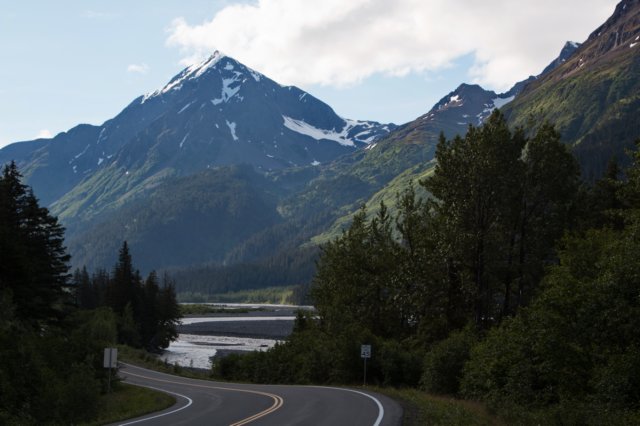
(504, 0, 640, 178)
(540, 41, 582, 75)
(0, 51, 394, 211)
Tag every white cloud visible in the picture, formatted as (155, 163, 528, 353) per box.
(166, 0, 617, 91)
(127, 63, 150, 74)
(36, 129, 52, 139)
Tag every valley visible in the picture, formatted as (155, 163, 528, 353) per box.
(1, 1, 640, 424)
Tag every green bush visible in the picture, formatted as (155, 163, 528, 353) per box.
(420, 327, 477, 395)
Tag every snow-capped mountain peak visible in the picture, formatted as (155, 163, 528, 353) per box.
(0, 51, 396, 207)
(141, 51, 228, 103)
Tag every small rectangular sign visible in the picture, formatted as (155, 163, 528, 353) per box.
(103, 347, 118, 369)
(361, 344, 371, 359)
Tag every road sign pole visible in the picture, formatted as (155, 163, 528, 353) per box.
(360, 344, 371, 387)
(363, 357, 367, 386)
(104, 347, 118, 393)
(107, 349, 112, 393)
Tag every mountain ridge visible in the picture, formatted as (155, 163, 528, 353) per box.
(503, 0, 640, 178)
(0, 51, 395, 211)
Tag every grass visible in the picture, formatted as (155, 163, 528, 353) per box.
(375, 388, 504, 426)
(179, 304, 265, 315)
(81, 382, 175, 426)
(311, 163, 434, 245)
(177, 286, 298, 305)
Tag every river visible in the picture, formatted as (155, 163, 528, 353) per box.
(158, 303, 312, 369)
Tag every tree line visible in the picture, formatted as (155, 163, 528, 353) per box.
(213, 111, 640, 424)
(73, 242, 181, 352)
(0, 162, 180, 424)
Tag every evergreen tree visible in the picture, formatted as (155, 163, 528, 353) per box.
(74, 267, 97, 309)
(107, 241, 140, 315)
(154, 273, 180, 350)
(139, 270, 160, 350)
(0, 161, 71, 325)
(0, 162, 106, 424)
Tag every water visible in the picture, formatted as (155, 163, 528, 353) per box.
(180, 316, 296, 324)
(159, 303, 307, 369)
(159, 333, 278, 369)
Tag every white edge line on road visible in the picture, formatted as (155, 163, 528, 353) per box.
(310, 386, 384, 426)
(118, 384, 193, 425)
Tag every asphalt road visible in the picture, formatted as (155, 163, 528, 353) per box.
(113, 363, 403, 426)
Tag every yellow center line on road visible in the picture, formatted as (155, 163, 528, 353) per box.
(123, 368, 283, 425)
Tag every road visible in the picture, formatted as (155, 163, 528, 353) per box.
(113, 363, 403, 426)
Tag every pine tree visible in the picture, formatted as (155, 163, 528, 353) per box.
(0, 162, 71, 325)
(154, 273, 180, 350)
(140, 270, 160, 350)
(107, 241, 140, 315)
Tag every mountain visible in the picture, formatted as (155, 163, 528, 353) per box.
(68, 164, 285, 272)
(366, 38, 582, 168)
(0, 51, 394, 213)
(540, 41, 582, 75)
(2, 3, 627, 296)
(63, 36, 584, 280)
(503, 0, 640, 179)
(292, 39, 586, 244)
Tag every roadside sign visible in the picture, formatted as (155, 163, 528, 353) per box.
(361, 344, 371, 359)
(103, 347, 118, 369)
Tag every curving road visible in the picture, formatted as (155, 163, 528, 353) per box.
(113, 363, 403, 426)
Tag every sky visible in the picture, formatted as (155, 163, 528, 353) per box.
(0, 0, 620, 149)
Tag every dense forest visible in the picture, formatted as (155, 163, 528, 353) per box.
(213, 111, 640, 424)
(0, 162, 180, 424)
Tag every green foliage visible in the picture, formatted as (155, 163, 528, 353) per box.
(0, 161, 72, 326)
(169, 244, 319, 298)
(423, 112, 579, 328)
(73, 242, 182, 352)
(421, 327, 477, 395)
(215, 114, 585, 397)
(213, 316, 422, 387)
(81, 382, 175, 426)
(65, 165, 285, 273)
(461, 218, 640, 421)
(177, 285, 299, 305)
(378, 388, 503, 426)
(0, 163, 119, 424)
(312, 203, 404, 338)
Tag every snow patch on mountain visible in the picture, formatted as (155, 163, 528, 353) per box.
(226, 120, 238, 141)
(283, 116, 360, 147)
(178, 102, 194, 114)
(439, 94, 464, 110)
(96, 128, 107, 144)
(493, 95, 515, 109)
(69, 144, 90, 164)
(212, 76, 242, 105)
(180, 133, 190, 148)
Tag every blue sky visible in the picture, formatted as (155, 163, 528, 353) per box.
(0, 0, 618, 148)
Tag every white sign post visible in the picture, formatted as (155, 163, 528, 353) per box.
(361, 344, 371, 386)
(104, 347, 118, 392)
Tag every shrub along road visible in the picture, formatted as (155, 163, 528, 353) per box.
(114, 363, 402, 425)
